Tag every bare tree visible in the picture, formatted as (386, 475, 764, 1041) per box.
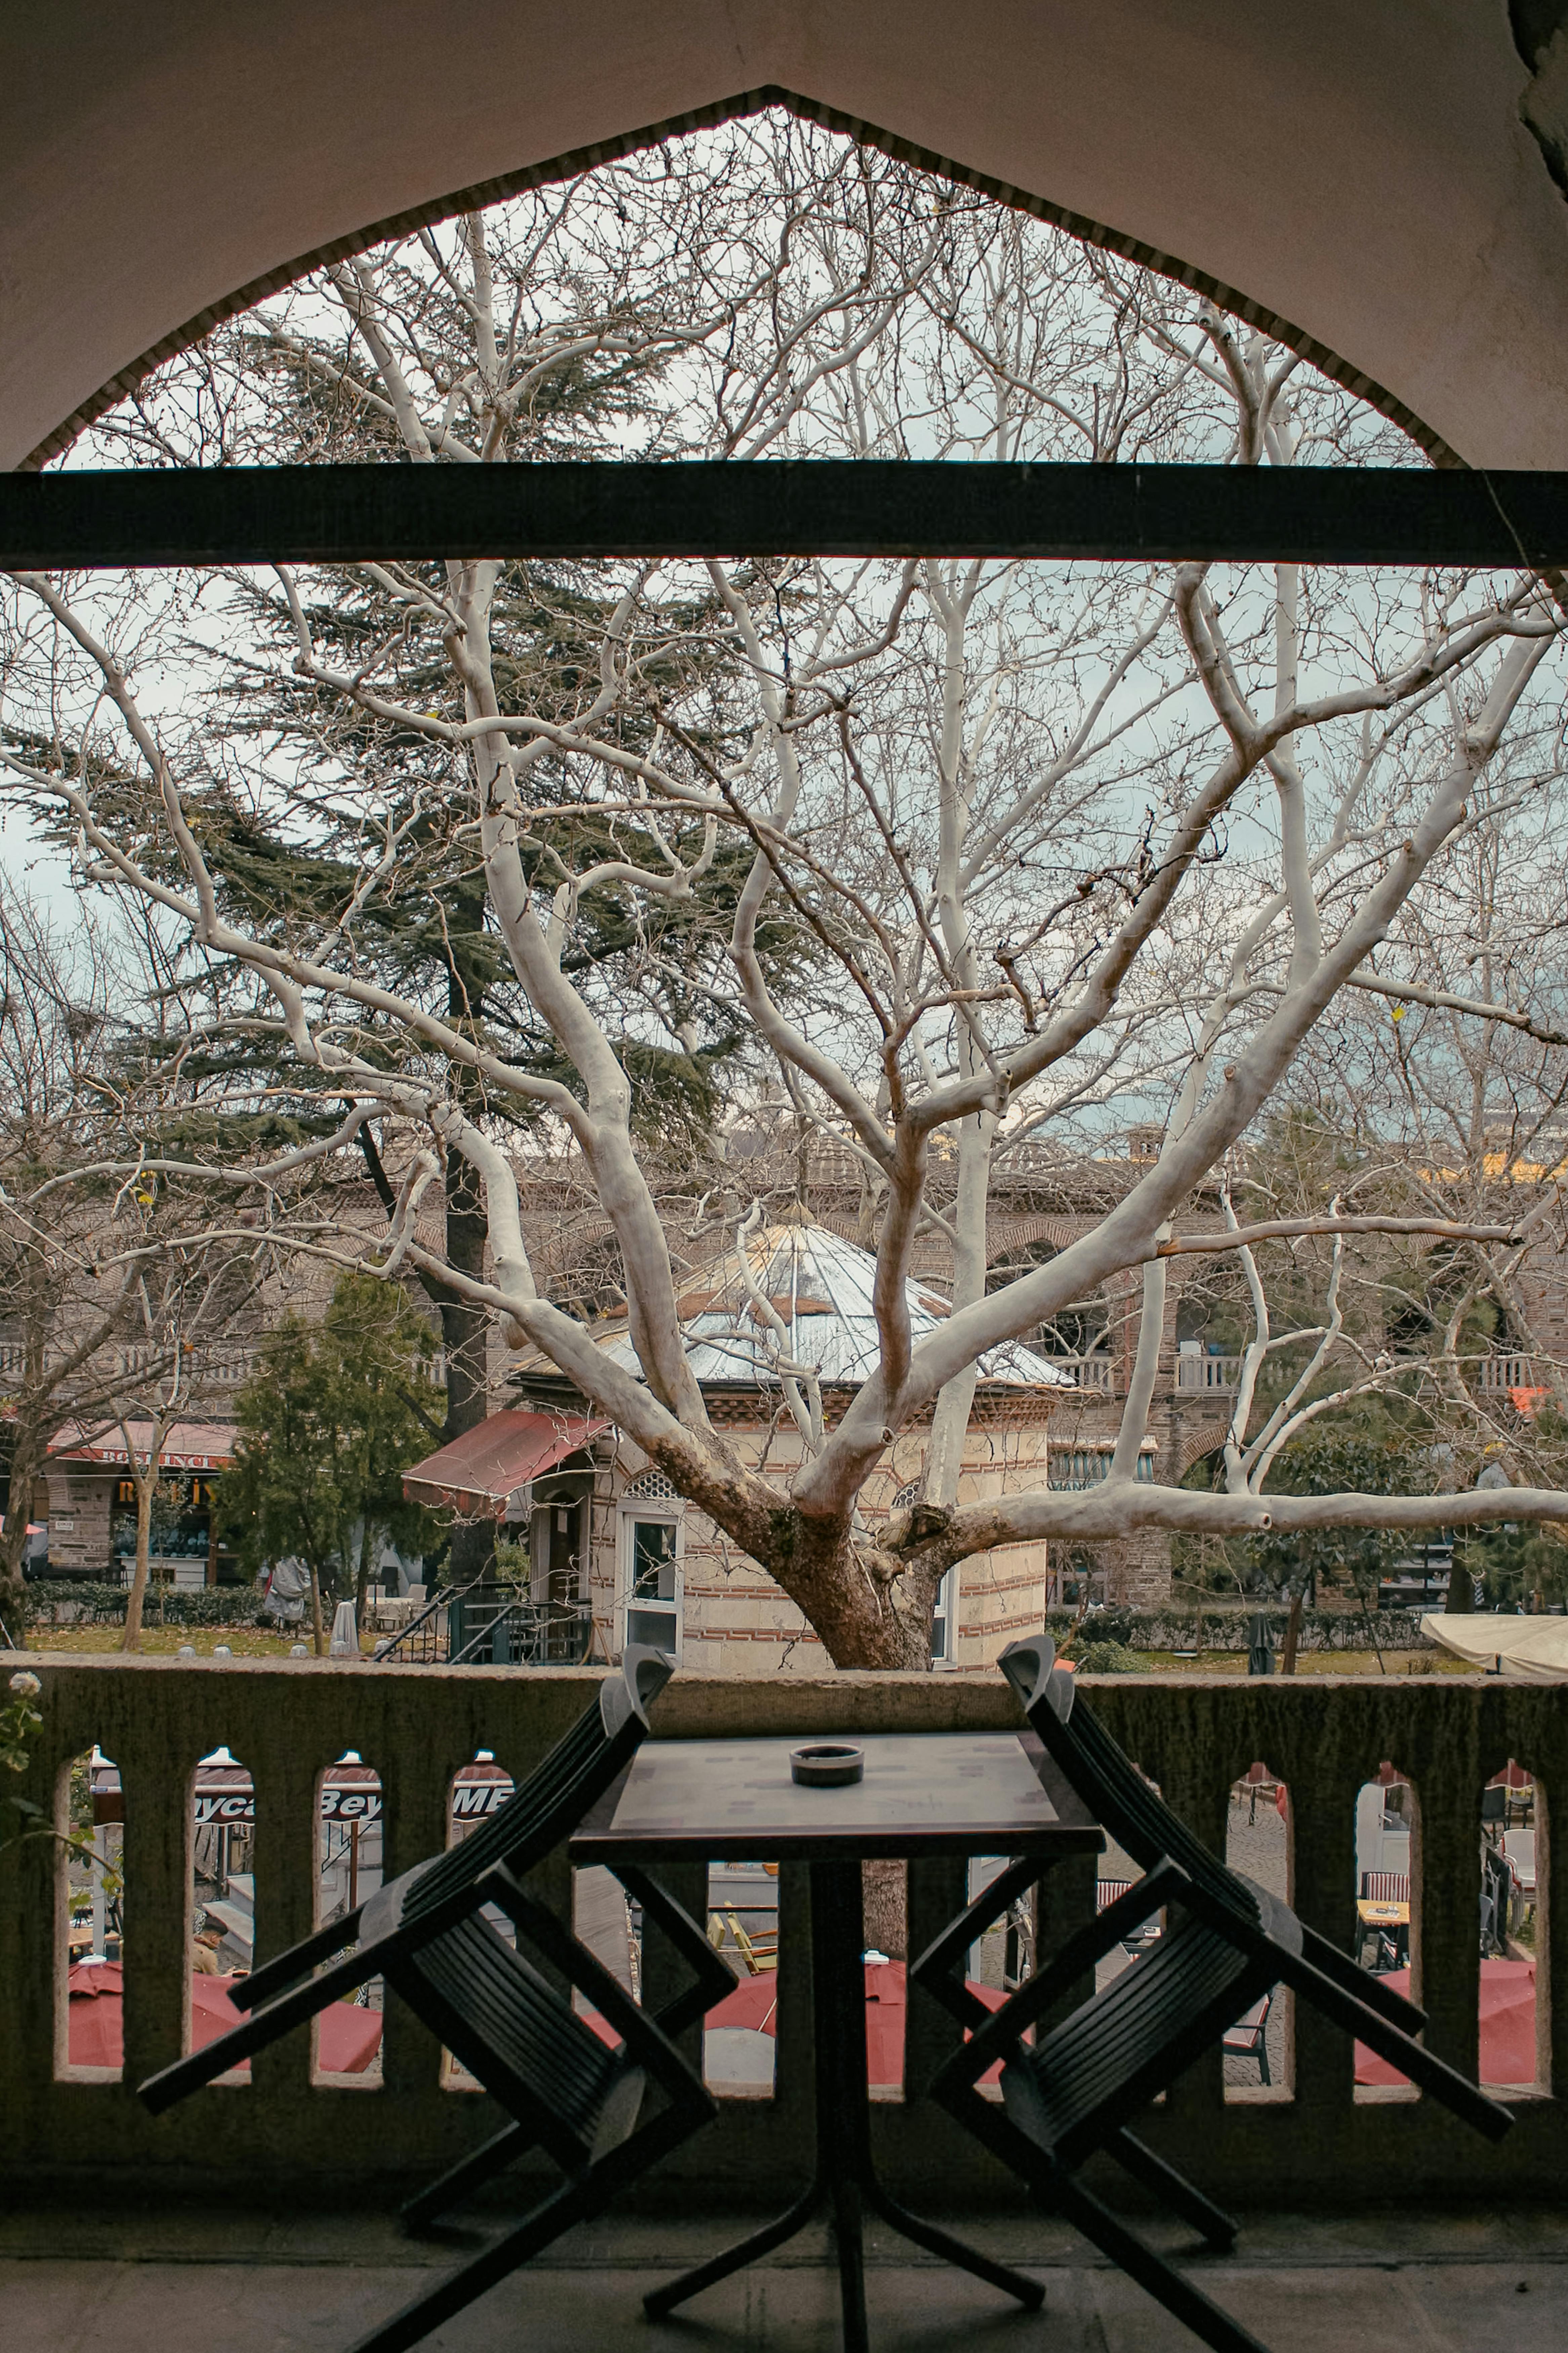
(8, 118, 1568, 1665)
(0, 883, 327, 1646)
(108, 1247, 263, 1652)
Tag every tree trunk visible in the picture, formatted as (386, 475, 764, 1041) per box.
(120, 1471, 155, 1651)
(354, 1520, 373, 1643)
(442, 911, 495, 1589)
(766, 1517, 932, 1670)
(308, 1564, 326, 1656)
(1445, 1554, 1476, 1613)
(443, 1147, 496, 1590)
(0, 1424, 41, 1651)
(861, 1860, 906, 1959)
(1280, 1584, 1304, 1676)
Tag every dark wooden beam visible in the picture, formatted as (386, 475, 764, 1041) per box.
(3, 462, 1566, 570)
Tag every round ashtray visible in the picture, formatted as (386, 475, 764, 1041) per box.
(790, 1742, 864, 1787)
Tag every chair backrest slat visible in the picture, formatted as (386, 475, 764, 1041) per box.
(415, 1915, 616, 2135)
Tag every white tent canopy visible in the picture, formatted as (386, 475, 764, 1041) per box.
(1421, 1612, 1568, 1683)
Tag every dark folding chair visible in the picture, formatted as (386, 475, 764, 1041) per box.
(1221, 1993, 1273, 2086)
(139, 1646, 679, 2111)
(923, 1861, 1291, 2353)
(993, 1636, 1512, 2137)
(336, 1857, 732, 2353)
(916, 1646, 1511, 2353)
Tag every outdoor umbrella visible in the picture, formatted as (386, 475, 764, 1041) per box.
(68, 1962, 382, 2073)
(1354, 1960, 1536, 2088)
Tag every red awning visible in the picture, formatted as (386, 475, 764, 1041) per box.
(49, 1420, 236, 1472)
(400, 1408, 608, 1518)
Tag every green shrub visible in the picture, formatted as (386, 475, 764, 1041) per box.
(1043, 1604, 1426, 1653)
(1071, 1639, 1143, 1674)
(24, 1580, 266, 1629)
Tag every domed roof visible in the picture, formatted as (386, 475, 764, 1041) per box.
(530, 1219, 1074, 1395)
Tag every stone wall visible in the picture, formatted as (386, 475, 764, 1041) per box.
(3, 1656, 1563, 2213)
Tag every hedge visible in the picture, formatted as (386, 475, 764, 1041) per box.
(1046, 1603, 1431, 1653)
(24, 1580, 267, 1629)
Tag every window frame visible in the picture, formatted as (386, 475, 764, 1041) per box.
(618, 1490, 684, 1662)
(930, 1565, 960, 1667)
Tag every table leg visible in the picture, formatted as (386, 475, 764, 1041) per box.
(813, 1856, 1043, 2318)
(812, 1859, 872, 2353)
(644, 1854, 1041, 2346)
(642, 2180, 821, 2319)
(863, 2180, 1044, 2309)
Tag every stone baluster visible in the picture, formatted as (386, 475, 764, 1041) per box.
(1411, 1688, 1484, 2089)
(1271, 1689, 1360, 2129)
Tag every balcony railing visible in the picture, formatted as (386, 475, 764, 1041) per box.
(1048, 1351, 1115, 1395)
(3, 1659, 1564, 2214)
(1176, 1351, 1244, 1391)
(1478, 1354, 1549, 1393)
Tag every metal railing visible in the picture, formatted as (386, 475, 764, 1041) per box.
(448, 1591, 592, 1667)
(371, 1577, 591, 1666)
(5, 1660, 1564, 2213)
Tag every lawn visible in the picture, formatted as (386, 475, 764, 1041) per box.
(24, 1626, 1477, 1672)
(29, 1624, 354, 1658)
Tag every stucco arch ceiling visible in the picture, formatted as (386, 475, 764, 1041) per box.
(6, 2, 1568, 473)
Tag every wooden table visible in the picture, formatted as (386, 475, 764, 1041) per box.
(571, 1728, 1101, 2353)
(1355, 1899, 1410, 1928)
(1355, 1897, 1410, 1972)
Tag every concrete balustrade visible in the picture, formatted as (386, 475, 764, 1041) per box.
(2, 1656, 1564, 2214)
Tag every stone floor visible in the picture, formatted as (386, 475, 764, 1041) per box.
(3, 2204, 1565, 2353)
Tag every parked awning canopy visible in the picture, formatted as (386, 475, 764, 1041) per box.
(401, 1408, 609, 1518)
(50, 1420, 236, 1472)
(1421, 1612, 1568, 1683)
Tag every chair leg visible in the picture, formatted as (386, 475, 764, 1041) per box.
(347, 2172, 612, 2353)
(1297, 1924, 1425, 2033)
(1108, 2129, 1237, 2251)
(352, 2108, 699, 2353)
(1279, 1956, 1510, 2141)
(1052, 2172, 1271, 2353)
(399, 2119, 539, 2231)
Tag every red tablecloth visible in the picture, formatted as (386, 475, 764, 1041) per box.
(67, 1962, 382, 2074)
(1353, 1959, 1536, 2089)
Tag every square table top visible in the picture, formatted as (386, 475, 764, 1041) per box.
(569, 1729, 1103, 1864)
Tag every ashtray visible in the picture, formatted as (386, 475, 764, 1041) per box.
(790, 1742, 864, 1787)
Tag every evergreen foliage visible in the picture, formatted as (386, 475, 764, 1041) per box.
(216, 1272, 442, 1649)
